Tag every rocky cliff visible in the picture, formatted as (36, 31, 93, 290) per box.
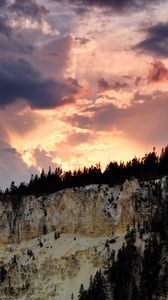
(0, 177, 166, 243)
(0, 177, 167, 299)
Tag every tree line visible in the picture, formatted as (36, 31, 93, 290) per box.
(2, 145, 168, 195)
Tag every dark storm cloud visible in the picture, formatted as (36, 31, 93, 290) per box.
(9, 0, 49, 18)
(0, 58, 82, 109)
(136, 23, 168, 57)
(52, 0, 163, 14)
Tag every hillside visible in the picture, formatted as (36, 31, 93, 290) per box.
(0, 177, 167, 299)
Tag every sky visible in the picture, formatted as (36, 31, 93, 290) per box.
(0, 0, 168, 189)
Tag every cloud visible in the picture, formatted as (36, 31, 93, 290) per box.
(0, 127, 9, 144)
(147, 60, 168, 83)
(38, 35, 73, 78)
(134, 76, 142, 86)
(1, 106, 45, 136)
(33, 148, 58, 171)
(0, 140, 37, 189)
(9, 0, 49, 19)
(0, 16, 11, 37)
(136, 23, 168, 57)
(0, 1, 53, 57)
(97, 78, 109, 90)
(66, 90, 168, 146)
(52, 0, 163, 14)
(11, 17, 57, 36)
(0, 0, 6, 8)
(75, 37, 90, 46)
(0, 15, 34, 56)
(66, 130, 94, 146)
(66, 114, 91, 129)
(0, 58, 83, 109)
(97, 77, 128, 92)
(0, 34, 34, 56)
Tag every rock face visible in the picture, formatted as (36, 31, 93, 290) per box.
(0, 233, 108, 300)
(0, 177, 167, 244)
(0, 177, 167, 300)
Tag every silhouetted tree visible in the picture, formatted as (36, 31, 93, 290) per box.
(4, 145, 168, 196)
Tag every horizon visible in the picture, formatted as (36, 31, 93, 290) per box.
(1, 144, 167, 191)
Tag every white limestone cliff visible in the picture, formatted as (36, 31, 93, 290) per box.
(0, 177, 167, 299)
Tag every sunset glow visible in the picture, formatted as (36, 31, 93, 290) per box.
(0, 0, 168, 188)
